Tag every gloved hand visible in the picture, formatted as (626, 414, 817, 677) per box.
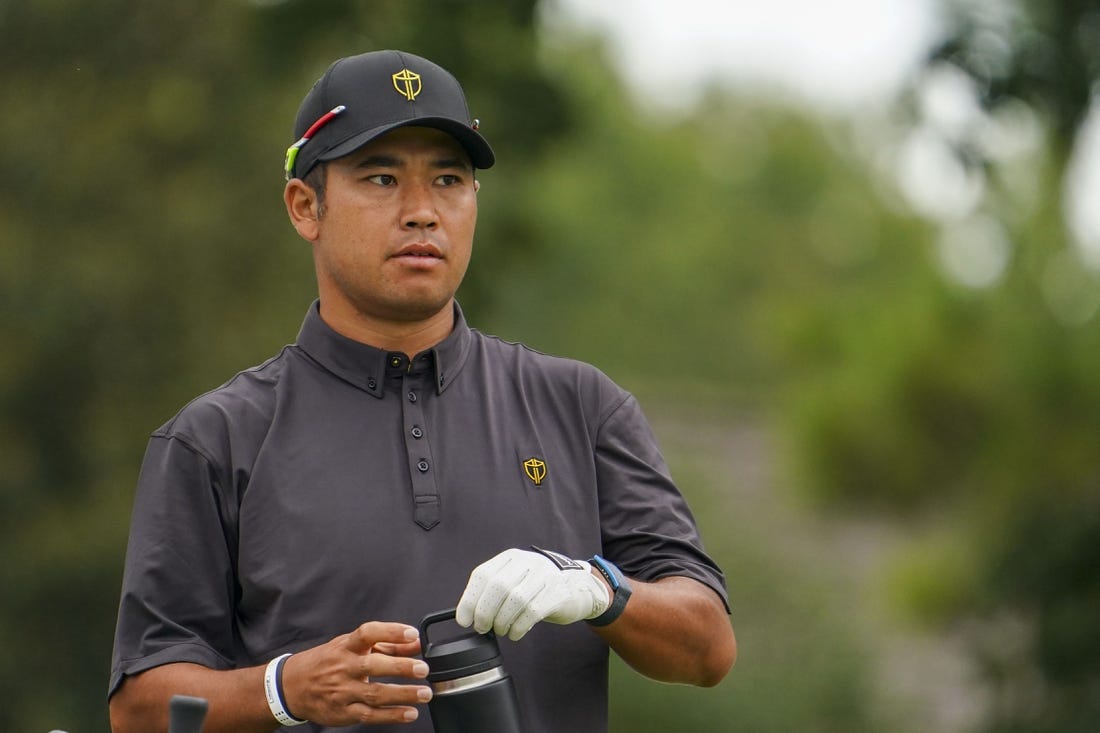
(456, 547, 611, 641)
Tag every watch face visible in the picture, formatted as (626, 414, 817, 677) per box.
(594, 555, 629, 590)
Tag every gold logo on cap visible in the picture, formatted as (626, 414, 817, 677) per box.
(392, 69, 422, 101)
(523, 458, 547, 486)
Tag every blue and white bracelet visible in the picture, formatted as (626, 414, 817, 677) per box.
(264, 653, 308, 727)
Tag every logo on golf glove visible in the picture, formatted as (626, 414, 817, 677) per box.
(456, 547, 611, 641)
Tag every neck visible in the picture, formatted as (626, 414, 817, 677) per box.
(319, 299, 456, 356)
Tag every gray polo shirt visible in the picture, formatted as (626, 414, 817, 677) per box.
(110, 300, 728, 733)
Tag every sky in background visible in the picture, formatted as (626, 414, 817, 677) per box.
(545, 0, 1100, 283)
(547, 0, 942, 111)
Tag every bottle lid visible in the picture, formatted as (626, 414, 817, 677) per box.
(420, 608, 505, 683)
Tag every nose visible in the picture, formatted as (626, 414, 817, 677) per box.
(400, 180, 438, 230)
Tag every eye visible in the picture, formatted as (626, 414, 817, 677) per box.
(436, 174, 463, 186)
(367, 174, 397, 186)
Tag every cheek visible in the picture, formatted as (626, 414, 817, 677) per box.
(457, 201, 478, 242)
(453, 215, 477, 266)
(319, 204, 386, 250)
(314, 221, 382, 281)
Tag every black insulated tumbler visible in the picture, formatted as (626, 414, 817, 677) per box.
(419, 608, 524, 733)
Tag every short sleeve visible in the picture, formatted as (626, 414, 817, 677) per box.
(594, 395, 729, 611)
(108, 433, 239, 698)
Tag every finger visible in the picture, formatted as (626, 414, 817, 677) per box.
(509, 599, 551, 640)
(456, 553, 509, 627)
(473, 559, 531, 634)
(347, 700, 424, 726)
(358, 679, 433, 709)
(372, 639, 422, 657)
(347, 622, 419, 654)
(508, 592, 550, 641)
(511, 582, 574, 640)
(492, 573, 547, 637)
(508, 614, 536, 641)
(345, 681, 432, 726)
(455, 578, 481, 628)
(362, 653, 431, 681)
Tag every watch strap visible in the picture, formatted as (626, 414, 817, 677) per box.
(587, 555, 632, 627)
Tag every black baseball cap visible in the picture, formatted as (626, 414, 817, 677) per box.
(285, 50, 495, 180)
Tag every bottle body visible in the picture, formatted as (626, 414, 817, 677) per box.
(428, 672, 523, 733)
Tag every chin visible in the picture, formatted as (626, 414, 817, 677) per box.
(371, 296, 454, 323)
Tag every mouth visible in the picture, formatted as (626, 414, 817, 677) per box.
(392, 242, 443, 260)
(389, 242, 446, 273)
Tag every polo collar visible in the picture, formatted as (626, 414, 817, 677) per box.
(294, 300, 472, 398)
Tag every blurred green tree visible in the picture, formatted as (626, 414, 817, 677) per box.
(925, 0, 1100, 166)
(775, 2, 1100, 731)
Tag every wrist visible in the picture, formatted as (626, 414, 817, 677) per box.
(264, 653, 308, 727)
(589, 565, 613, 602)
(586, 555, 632, 627)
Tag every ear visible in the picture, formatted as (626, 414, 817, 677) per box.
(284, 179, 321, 242)
(474, 179, 480, 194)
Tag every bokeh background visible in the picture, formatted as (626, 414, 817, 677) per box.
(3, 0, 1100, 731)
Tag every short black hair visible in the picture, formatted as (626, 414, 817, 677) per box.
(303, 162, 328, 217)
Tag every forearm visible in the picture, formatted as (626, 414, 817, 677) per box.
(111, 623, 428, 732)
(109, 662, 278, 733)
(592, 575, 736, 687)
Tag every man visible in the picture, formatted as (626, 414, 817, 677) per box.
(109, 50, 735, 733)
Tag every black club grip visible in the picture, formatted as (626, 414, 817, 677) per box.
(168, 694, 209, 733)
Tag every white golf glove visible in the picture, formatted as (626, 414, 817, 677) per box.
(456, 547, 611, 641)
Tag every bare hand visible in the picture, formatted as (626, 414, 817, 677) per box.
(281, 622, 432, 726)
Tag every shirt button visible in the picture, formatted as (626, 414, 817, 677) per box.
(367, 378, 377, 390)
(411, 426, 424, 439)
(417, 460, 430, 473)
(408, 391, 417, 403)
(391, 356, 402, 367)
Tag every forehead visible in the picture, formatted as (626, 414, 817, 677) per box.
(342, 126, 471, 167)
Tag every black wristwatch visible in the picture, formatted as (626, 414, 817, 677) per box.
(586, 555, 632, 627)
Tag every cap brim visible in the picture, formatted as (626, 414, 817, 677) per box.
(318, 118, 495, 170)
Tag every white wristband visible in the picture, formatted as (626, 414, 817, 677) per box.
(264, 653, 307, 727)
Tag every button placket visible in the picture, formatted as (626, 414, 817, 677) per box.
(402, 374, 439, 530)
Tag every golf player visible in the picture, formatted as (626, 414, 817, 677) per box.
(109, 49, 735, 733)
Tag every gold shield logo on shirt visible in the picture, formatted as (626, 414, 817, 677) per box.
(523, 458, 547, 486)
(392, 69, 422, 101)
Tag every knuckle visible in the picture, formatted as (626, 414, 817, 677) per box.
(357, 707, 383, 725)
(485, 576, 512, 599)
(362, 683, 384, 706)
(501, 590, 528, 617)
(525, 597, 547, 619)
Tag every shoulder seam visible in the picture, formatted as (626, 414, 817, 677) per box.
(148, 431, 219, 472)
(596, 391, 633, 434)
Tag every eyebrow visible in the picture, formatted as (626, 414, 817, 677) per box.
(434, 156, 473, 172)
(354, 154, 401, 169)
(352, 153, 472, 172)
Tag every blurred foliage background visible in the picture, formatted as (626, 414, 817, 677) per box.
(2, 0, 1099, 731)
